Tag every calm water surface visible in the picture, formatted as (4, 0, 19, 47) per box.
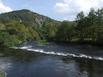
(0, 43, 103, 77)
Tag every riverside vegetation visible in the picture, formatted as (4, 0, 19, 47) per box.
(0, 8, 103, 47)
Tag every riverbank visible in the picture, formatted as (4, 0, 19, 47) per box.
(53, 40, 103, 47)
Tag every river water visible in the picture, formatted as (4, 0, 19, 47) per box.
(0, 42, 103, 77)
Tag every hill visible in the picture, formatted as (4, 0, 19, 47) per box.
(0, 9, 60, 46)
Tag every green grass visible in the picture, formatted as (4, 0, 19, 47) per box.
(0, 71, 6, 77)
(37, 40, 49, 45)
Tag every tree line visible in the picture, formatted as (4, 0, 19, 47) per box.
(44, 8, 103, 45)
(0, 8, 103, 46)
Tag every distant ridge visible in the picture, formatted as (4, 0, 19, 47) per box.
(0, 9, 61, 46)
(0, 9, 59, 27)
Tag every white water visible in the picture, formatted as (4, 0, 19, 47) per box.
(12, 46, 103, 61)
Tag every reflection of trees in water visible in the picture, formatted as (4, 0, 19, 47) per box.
(61, 57, 73, 63)
(0, 47, 42, 62)
(61, 57, 103, 77)
(61, 57, 82, 77)
(76, 59, 103, 77)
(1, 47, 103, 77)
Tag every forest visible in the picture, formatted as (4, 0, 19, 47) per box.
(0, 8, 103, 46)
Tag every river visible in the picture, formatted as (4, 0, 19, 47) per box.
(0, 42, 103, 77)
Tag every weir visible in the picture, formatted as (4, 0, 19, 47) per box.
(12, 46, 103, 61)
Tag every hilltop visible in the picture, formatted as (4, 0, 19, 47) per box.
(0, 9, 61, 46)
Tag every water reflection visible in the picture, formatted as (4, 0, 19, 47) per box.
(0, 47, 103, 77)
(76, 59, 103, 77)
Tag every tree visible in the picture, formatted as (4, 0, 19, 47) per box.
(56, 21, 75, 42)
(76, 11, 86, 41)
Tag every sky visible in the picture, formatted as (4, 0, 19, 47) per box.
(0, 0, 103, 21)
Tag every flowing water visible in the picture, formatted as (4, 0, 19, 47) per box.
(0, 42, 103, 77)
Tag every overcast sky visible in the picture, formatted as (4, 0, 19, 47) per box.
(0, 0, 103, 21)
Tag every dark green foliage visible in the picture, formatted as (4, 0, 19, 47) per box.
(0, 20, 42, 46)
(75, 8, 103, 45)
(0, 8, 103, 46)
(41, 21, 60, 40)
(0, 9, 59, 46)
(55, 21, 75, 42)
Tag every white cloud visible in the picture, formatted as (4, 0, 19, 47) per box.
(55, 0, 103, 20)
(55, 2, 69, 13)
(0, 0, 12, 13)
